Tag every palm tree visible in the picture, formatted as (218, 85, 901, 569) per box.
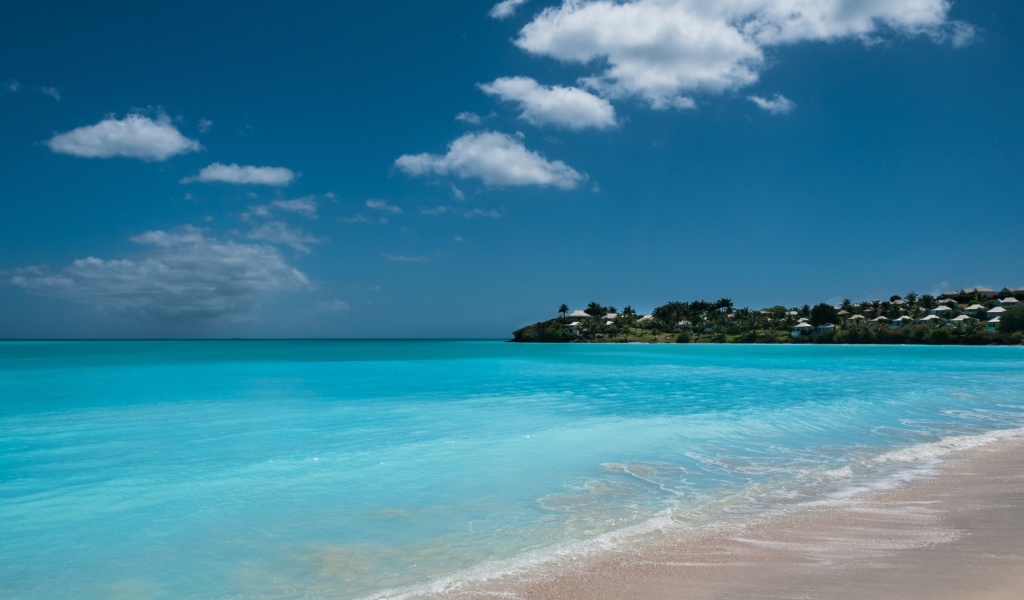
(558, 304, 568, 320)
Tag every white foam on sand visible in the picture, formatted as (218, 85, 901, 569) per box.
(360, 427, 1024, 600)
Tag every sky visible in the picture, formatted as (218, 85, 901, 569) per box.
(1, 0, 1022, 339)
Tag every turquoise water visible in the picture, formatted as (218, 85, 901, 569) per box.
(1, 341, 1023, 599)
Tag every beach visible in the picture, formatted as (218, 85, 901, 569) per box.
(467, 437, 1024, 599)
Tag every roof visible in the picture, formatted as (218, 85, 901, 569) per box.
(919, 315, 940, 321)
(965, 304, 986, 310)
(872, 316, 890, 322)
(931, 305, 952, 312)
(1000, 297, 1019, 304)
(987, 306, 1006, 314)
(567, 310, 590, 318)
(951, 315, 972, 321)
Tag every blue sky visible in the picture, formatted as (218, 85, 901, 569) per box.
(1, 1, 1021, 338)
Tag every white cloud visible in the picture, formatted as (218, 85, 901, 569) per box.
(479, 76, 617, 130)
(11, 226, 310, 322)
(395, 131, 585, 189)
(748, 93, 796, 114)
(464, 208, 502, 219)
(420, 205, 451, 216)
(449, 184, 466, 201)
(272, 197, 318, 219)
(182, 162, 296, 186)
(244, 197, 320, 221)
(47, 113, 201, 161)
(247, 221, 325, 253)
(516, 0, 973, 108)
(490, 0, 528, 19)
(41, 86, 61, 101)
(314, 299, 351, 313)
(366, 199, 403, 215)
(456, 111, 483, 125)
(339, 214, 373, 224)
(198, 118, 214, 133)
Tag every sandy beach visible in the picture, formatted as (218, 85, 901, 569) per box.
(450, 437, 1024, 600)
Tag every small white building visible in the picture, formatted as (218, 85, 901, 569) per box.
(1000, 297, 1019, 306)
(964, 304, 986, 316)
(988, 317, 1001, 331)
(892, 315, 914, 327)
(566, 310, 591, 319)
(930, 305, 953, 317)
(918, 314, 942, 324)
(986, 306, 1007, 320)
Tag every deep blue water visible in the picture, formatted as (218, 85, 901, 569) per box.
(1, 341, 1022, 599)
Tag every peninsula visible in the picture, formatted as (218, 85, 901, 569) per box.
(513, 286, 1024, 345)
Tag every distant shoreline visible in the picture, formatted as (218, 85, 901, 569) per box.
(514, 289, 1024, 345)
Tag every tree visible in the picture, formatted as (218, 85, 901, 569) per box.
(905, 291, 918, 305)
(920, 294, 937, 310)
(558, 304, 569, 319)
(998, 303, 1024, 334)
(652, 301, 688, 332)
(841, 299, 853, 312)
(585, 301, 605, 317)
(810, 303, 840, 327)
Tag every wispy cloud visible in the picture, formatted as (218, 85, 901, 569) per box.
(380, 254, 432, 263)
(516, 0, 973, 109)
(245, 196, 320, 221)
(395, 130, 585, 189)
(246, 221, 325, 253)
(339, 214, 373, 224)
(464, 208, 502, 219)
(11, 226, 310, 322)
(479, 76, 617, 130)
(456, 111, 483, 125)
(366, 199, 402, 215)
(47, 112, 201, 161)
(420, 205, 450, 216)
(748, 93, 796, 115)
(182, 163, 296, 186)
(489, 0, 528, 20)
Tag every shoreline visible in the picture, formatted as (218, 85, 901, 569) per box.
(410, 435, 1024, 599)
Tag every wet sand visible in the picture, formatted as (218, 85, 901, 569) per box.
(456, 438, 1024, 599)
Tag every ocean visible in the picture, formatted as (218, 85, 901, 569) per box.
(1, 341, 1022, 599)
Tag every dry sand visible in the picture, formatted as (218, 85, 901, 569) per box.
(441, 438, 1024, 599)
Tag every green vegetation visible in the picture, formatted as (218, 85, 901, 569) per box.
(512, 291, 1024, 345)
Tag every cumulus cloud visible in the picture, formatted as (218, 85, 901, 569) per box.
(479, 76, 617, 130)
(366, 199, 403, 215)
(748, 93, 796, 114)
(47, 113, 201, 161)
(395, 130, 585, 189)
(11, 226, 310, 322)
(490, 0, 528, 19)
(181, 162, 296, 186)
(516, 0, 973, 108)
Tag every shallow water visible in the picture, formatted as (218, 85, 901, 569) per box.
(1, 341, 1022, 599)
